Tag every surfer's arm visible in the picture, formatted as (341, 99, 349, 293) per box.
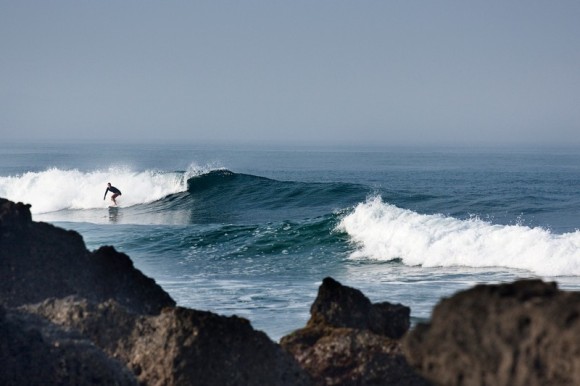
(103, 188, 109, 200)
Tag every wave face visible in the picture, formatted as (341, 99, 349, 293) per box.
(337, 196, 580, 277)
(181, 170, 366, 223)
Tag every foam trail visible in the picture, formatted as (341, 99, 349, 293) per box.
(337, 196, 580, 277)
(0, 166, 201, 214)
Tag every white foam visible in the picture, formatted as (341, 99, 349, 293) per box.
(0, 165, 206, 214)
(337, 196, 580, 277)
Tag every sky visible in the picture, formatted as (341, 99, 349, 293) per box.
(1, 1, 579, 147)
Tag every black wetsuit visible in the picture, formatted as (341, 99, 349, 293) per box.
(104, 186, 122, 200)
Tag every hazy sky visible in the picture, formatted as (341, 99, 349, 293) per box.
(1, 1, 579, 146)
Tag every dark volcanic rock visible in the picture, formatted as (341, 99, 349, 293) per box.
(282, 326, 429, 386)
(404, 279, 580, 386)
(0, 199, 32, 230)
(281, 277, 429, 386)
(0, 198, 174, 314)
(308, 277, 411, 339)
(25, 297, 314, 386)
(0, 305, 137, 386)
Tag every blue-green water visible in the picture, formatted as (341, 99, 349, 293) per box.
(1, 142, 580, 341)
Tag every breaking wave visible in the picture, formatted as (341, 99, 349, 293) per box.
(337, 196, 580, 277)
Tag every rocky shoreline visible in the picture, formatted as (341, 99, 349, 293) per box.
(2, 197, 579, 385)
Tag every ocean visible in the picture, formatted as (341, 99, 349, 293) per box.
(1, 142, 580, 341)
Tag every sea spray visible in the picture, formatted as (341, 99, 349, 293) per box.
(338, 196, 580, 277)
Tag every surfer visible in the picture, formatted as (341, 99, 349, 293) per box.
(103, 183, 122, 206)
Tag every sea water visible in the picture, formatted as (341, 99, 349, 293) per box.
(1, 142, 580, 341)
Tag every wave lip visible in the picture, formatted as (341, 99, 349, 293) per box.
(337, 196, 580, 277)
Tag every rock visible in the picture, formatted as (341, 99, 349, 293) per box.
(25, 296, 314, 386)
(0, 198, 174, 314)
(0, 305, 138, 386)
(404, 279, 580, 386)
(281, 277, 429, 386)
(308, 277, 410, 339)
(282, 325, 430, 386)
(89, 246, 175, 315)
(0, 198, 32, 231)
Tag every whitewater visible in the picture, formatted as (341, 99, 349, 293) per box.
(1, 142, 579, 340)
(0, 165, 207, 213)
(339, 196, 580, 277)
